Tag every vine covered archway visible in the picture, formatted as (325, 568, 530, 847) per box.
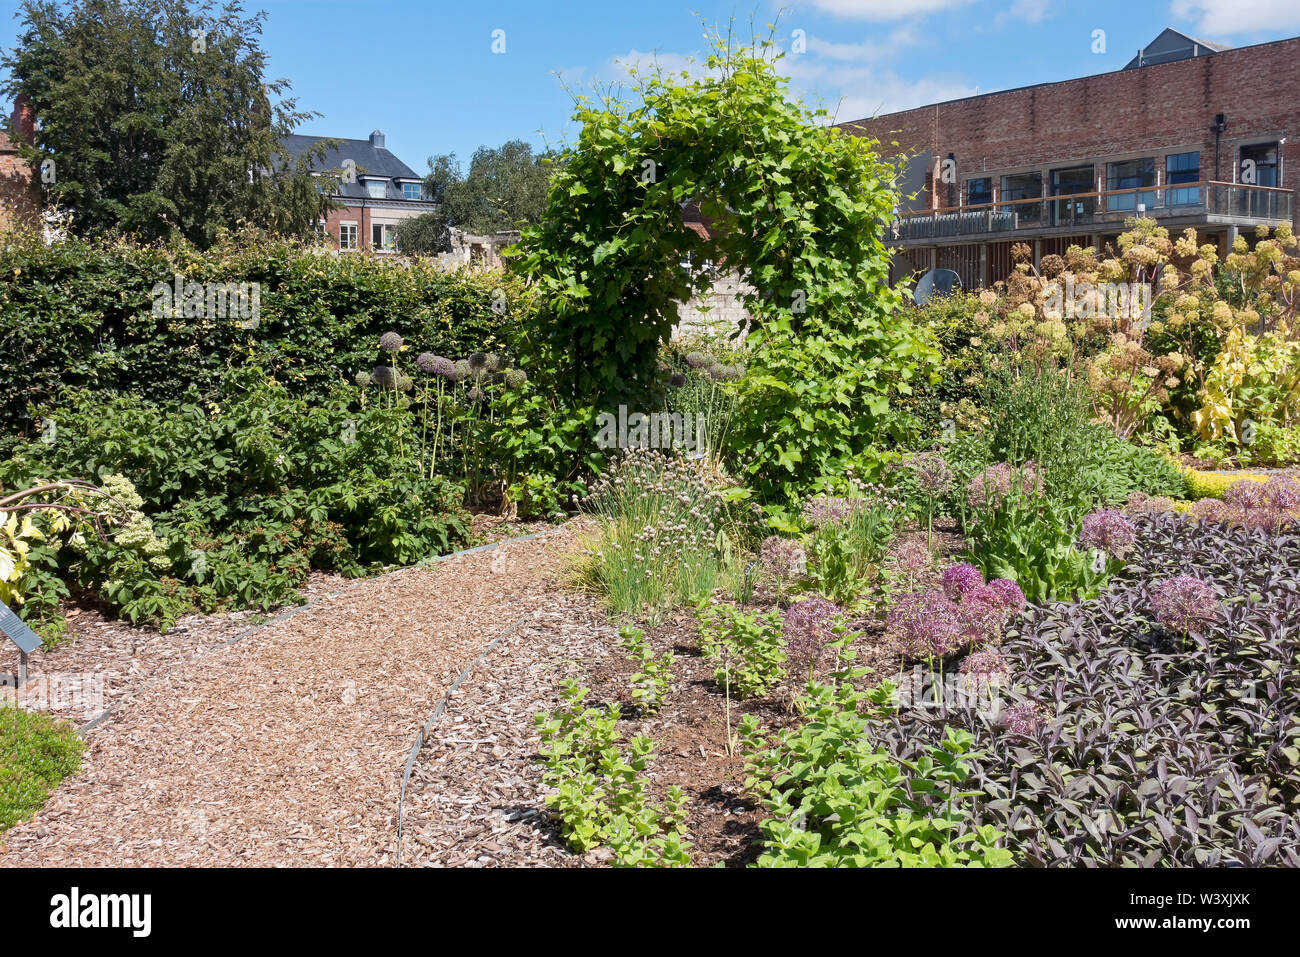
(516, 33, 933, 503)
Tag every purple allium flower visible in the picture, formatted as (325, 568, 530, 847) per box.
(467, 386, 487, 404)
(430, 356, 456, 380)
(1188, 497, 1227, 523)
(941, 563, 985, 600)
(371, 365, 396, 389)
(885, 539, 936, 590)
(966, 461, 1043, 510)
(987, 578, 1027, 615)
(1079, 508, 1137, 558)
(451, 359, 471, 383)
(1264, 475, 1300, 512)
(379, 331, 403, 353)
(910, 451, 954, 498)
(802, 495, 856, 528)
(354, 370, 372, 387)
(416, 352, 441, 374)
(956, 584, 1009, 647)
(468, 351, 489, 370)
(1152, 576, 1220, 635)
(1000, 701, 1044, 736)
(886, 589, 964, 660)
(759, 535, 807, 581)
(783, 597, 842, 672)
(1222, 480, 1267, 512)
(960, 648, 1011, 684)
(668, 371, 687, 388)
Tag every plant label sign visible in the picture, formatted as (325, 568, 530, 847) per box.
(0, 601, 42, 655)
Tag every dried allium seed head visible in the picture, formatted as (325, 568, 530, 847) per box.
(910, 451, 954, 497)
(468, 351, 489, 370)
(1151, 575, 1220, 635)
(354, 370, 372, 387)
(759, 536, 807, 581)
(783, 597, 842, 671)
(1000, 701, 1044, 736)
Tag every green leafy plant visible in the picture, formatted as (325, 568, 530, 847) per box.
(534, 680, 691, 867)
(740, 645, 1012, 868)
(803, 488, 904, 604)
(696, 603, 786, 700)
(619, 625, 673, 716)
(963, 489, 1118, 605)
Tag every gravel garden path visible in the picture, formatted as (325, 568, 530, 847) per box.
(0, 524, 595, 867)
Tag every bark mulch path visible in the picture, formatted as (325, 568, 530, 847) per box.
(0, 525, 570, 867)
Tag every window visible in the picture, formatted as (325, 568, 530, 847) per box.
(372, 223, 396, 251)
(1107, 158, 1156, 211)
(365, 179, 388, 199)
(1240, 142, 1279, 187)
(339, 223, 358, 250)
(1001, 172, 1043, 222)
(1165, 152, 1200, 205)
(966, 177, 992, 207)
(312, 219, 327, 243)
(401, 182, 423, 201)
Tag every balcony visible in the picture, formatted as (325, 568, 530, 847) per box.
(888, 181, 1295, 246)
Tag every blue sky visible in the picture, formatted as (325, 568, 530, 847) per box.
(2, 0, 1299, 176)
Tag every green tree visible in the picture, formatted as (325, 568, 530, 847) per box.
(422, 140, 556, 235)
(514, 33, 935, 504)
(1, 0, 337, 246)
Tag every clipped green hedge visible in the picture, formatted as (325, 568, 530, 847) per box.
(0, 229, 536, 433)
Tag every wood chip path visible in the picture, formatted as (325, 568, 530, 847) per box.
(0, 525, 606, 867)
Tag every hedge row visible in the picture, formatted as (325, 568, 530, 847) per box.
(0, 229, 535, 433)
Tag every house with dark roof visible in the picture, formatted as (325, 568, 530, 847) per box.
(282, 130, 436, 252)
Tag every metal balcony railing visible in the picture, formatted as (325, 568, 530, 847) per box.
(890, 181, 1294, 243)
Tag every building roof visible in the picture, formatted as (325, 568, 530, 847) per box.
(282, 132, 425, 201)
(1123, 28, 1231, 69)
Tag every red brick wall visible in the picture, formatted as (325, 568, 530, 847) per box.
(843, 36, 1300, 223)
(0, 96, 41, 231)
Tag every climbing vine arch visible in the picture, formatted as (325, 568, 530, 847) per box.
(516, 37, 934, 502)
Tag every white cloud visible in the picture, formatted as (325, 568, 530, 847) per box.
(1171, 0, 1300, 34)
(805, 24, 922, 61)
(782, 55, 978, 122)
(997, 0, 1055, 26)
(802, 0, 969, 20)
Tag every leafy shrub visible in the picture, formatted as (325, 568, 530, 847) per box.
(1, 368, 471, 628)
(0, 229, 535, 434)
(534, 680, 691, 866)
(619, 626, 673, 716)
(696, 604, 786, 699)
(740, 651, 1013, 868)
(0, 706, 84, 831)
(871, 513, 1300, 866)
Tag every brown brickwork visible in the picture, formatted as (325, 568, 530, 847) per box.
(0, 96, 41, 232)
(842, 35, 1300, 216)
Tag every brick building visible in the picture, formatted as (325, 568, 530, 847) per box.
(0, 96, 42, 232)
(283, 130, 436, 252)
(841, 28, 1300, 290)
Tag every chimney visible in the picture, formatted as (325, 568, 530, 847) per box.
(369, 130, 385, 149)
(11, 94, 35, 142)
